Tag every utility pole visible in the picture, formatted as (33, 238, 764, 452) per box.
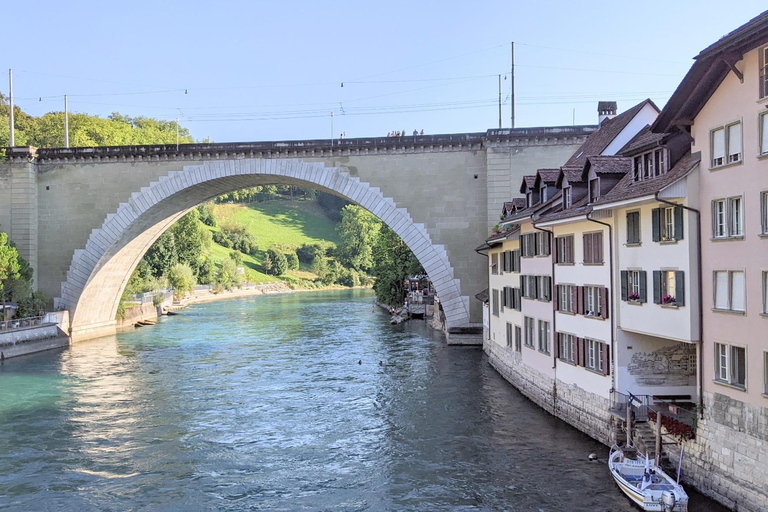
(330, 111, 334, 146)
(511, 42, 516, 129)
(9, 69, 15, 147)
(64, 95, 70, 148)
(498, 74, 503, 129)
(176, 117, 180, 151)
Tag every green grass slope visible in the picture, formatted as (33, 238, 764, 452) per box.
(204, 199, 341, 285)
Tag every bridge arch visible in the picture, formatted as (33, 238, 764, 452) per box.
(57, 158, 468, 339)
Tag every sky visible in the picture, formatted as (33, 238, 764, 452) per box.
(3, 1, 766, 144)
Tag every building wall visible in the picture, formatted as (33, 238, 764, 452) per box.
(693, 45, 768, 408)
(601, 103, 661, 156)
(487, 238, 521, 349)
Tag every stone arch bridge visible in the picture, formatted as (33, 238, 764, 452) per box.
(0, 128, 592, 340)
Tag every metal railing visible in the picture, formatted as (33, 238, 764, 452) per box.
(652, 400, 697, 429)
(609, 390, 652, 422)
(0, 315, 46, 332)
(127, 289, 174, 304)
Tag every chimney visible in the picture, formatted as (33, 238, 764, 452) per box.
(597, 101, 617, 125)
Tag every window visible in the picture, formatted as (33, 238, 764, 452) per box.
(652, 205, 683, 242)
(540, 185, 548, 203)
(621, 270, 647, 302)
(537, 232, 551, 256)
(514, 325, 522, 352)
(538, 276, 552, 302)
(526, 191, 532, 207)
(503, 286, 521, 312)
(538, 320, 551, 354)
(710, 122, 742, 168)
(760, 46, 768, 99)
(492, 289, 500, 316)
(714, 270, 746, 312)
(524, 317, 535, 348)
(491, 253, 499, 274)
(583, 232, 603, 264)
(632, 149, 667, 181)
(761, 191, 768, 236)
(589, 178, 599, 202)
(714, 343, 746, 388)
(558, 284, 575, 313)
(762, 271, 768, 315)
(556, 235, 574, 264)
(584, 286, 604, 318)
(764, 351, 768, 395)
(506, 322, 514, 348)
(761, 112, 768, 156)
(586, 339, 607, 374)
(511, 250, 521, 273)
(558, 333, 576, 363)
(711, 197, 743, 238)
(626, 211, 640, 245)
(521, 233, 538, 258)
(653, 270, 685, 306)
(563, 187, 572, 208)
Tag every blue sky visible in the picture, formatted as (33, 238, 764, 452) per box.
(3, 1, 766, 143)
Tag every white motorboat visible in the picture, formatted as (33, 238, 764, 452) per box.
(608, 445, 689, 511)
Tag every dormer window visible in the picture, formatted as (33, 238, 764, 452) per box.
(563, 187, 572, 208)
(632, 148, 668, 182)
(540, 185, 548, 203)
(760, 46, 768, 99)
(526, 191, 532, 207)
(589, 178, 599, 203)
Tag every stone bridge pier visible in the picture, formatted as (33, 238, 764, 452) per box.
(0, 128, 592, 341)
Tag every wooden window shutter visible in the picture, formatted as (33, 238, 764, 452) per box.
(601, 343, 610, 376)
(521, 276, 527, 298)
(601, 287, 609, 319)
(515, 251, 521, 272)
(583, 233, 592, 263)
(575, 337, 584, 366)
(554, 285, 560, 310)
(515, 288, 522, 311)
(576, 286, 584, 314)
(652, 271, 662, 304)
(567, 236, 574, 263)
(571, 286, 578, 313)
(620, 271, 628, 301)
(555, 238, 562, 263)
(639, 271, 647, 303)
(651, 208, 661, 242)
(502, 287, 507, 308)
(544, 233, 551, 255)
(675, 271, 685, 306)
(595, 233, 603, 263)
(674, 206, 684, 240)
(555, 332, 561, 358)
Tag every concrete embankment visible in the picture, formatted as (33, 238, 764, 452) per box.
(0, 313, 71, 360)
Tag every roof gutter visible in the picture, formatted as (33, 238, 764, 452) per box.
(654, 191, 704, 420)
(531, 220, 558, 412)
(585, 211, 616, 392)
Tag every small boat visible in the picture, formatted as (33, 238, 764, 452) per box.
(608, 445, 688, 511)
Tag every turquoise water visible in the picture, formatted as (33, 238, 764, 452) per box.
(0, 290, 724, 511)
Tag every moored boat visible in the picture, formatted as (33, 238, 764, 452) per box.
(608, 445, 688, 511)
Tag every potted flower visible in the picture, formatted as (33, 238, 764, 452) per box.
(491, 224, 500, 236)
(662, 294, 676, 305)
(627, 292, 640, 302)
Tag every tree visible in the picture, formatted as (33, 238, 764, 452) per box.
(266, 248, 288, 276)
(197, 203, 217, 227)
(142, 231, 178, 278)
(168, 263, 196, 300)
(371, 226, 423, 306)
(216, 258, 242, 290)
(0, 232, 22, 320)
(285, 251, 299, 270)
(337, 205, 381, 271)
(171, 209, 206, 273)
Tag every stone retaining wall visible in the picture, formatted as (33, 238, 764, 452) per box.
(662, 392, 768, 512)
(484, 339, 617, 446)
(0, 324, 69, 359)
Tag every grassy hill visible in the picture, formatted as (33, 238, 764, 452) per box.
(204, 199, 341, 285)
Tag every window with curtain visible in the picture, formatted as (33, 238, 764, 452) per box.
(710, 123, 742, 168)
(713, 270, 745, 312)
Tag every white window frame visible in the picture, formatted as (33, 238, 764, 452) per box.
(764, 351, 768, 395)
(761, 191, 768, 236)
(492, 289, 500, 317)
(713, 270, 746, 312)
(762, 271, 768, 315)
(760, 111, 768, 155)
(524, 316, 535, 348)
(711, 196, 743, 238)
(713, 199, 727, 238)
(662, 206, 675, 241)
(628, 270, 641, 300)
(661, 270, 676, 303)
(563, 186, 572, 208)
(559, 284, 574, 313)
(761, 46, 768, 99)
(584, 286, 602, 317)
(559, 333, 576, 363)
(540, 185, 548, 203)
(589, 178, 600, 203)
(514, 325, 522, 352)
(538, 320, 550, 354)
(586, 339, 604, 372)
(714, 342, 747, 388)
(710, 122, 742, 168)
(491, 253, 499, 274)
(729, 197, 743, 237)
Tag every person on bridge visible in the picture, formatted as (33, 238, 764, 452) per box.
(412, 129, 418, 136)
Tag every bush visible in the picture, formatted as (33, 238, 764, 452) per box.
(169, 263, 196, 300)
(297, 243, 325, 265)
(197, 203, 217, 226)
(337, 268, 360, 287)
(212, 230, 232, 248)
(266, 248, 288, 276)
(229, 251, 243, 266)
(285, 251, 299, 270)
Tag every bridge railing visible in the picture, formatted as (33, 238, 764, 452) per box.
(0, 315, 47, 332)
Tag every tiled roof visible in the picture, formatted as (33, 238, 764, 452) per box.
(536, 168, 561, 186)
(557, 167, 585, 188)
(563, 99, 659, 168)
(584, 156, 633, 179)
(520, 175, 537, 193)
(475, 289, 489, 303)
(503, 190, 562, 223)
(619, 126, 668, 156)
(538, 196, 591, 223)
(503, 198, 527, 213)
(595, 152, 700, 205)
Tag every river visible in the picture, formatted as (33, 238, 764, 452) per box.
(0, 290, 726, 511)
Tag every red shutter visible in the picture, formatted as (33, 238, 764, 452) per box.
(601, 342, 610, 376)
(583, 234, 591, 263)
(600, 287, 609, 319)
(567, 236, 574, 264)
(576, 286, 584, 314)
(575, 337, 583, 366)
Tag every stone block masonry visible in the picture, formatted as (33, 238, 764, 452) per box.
(484, 340, 616, 446)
